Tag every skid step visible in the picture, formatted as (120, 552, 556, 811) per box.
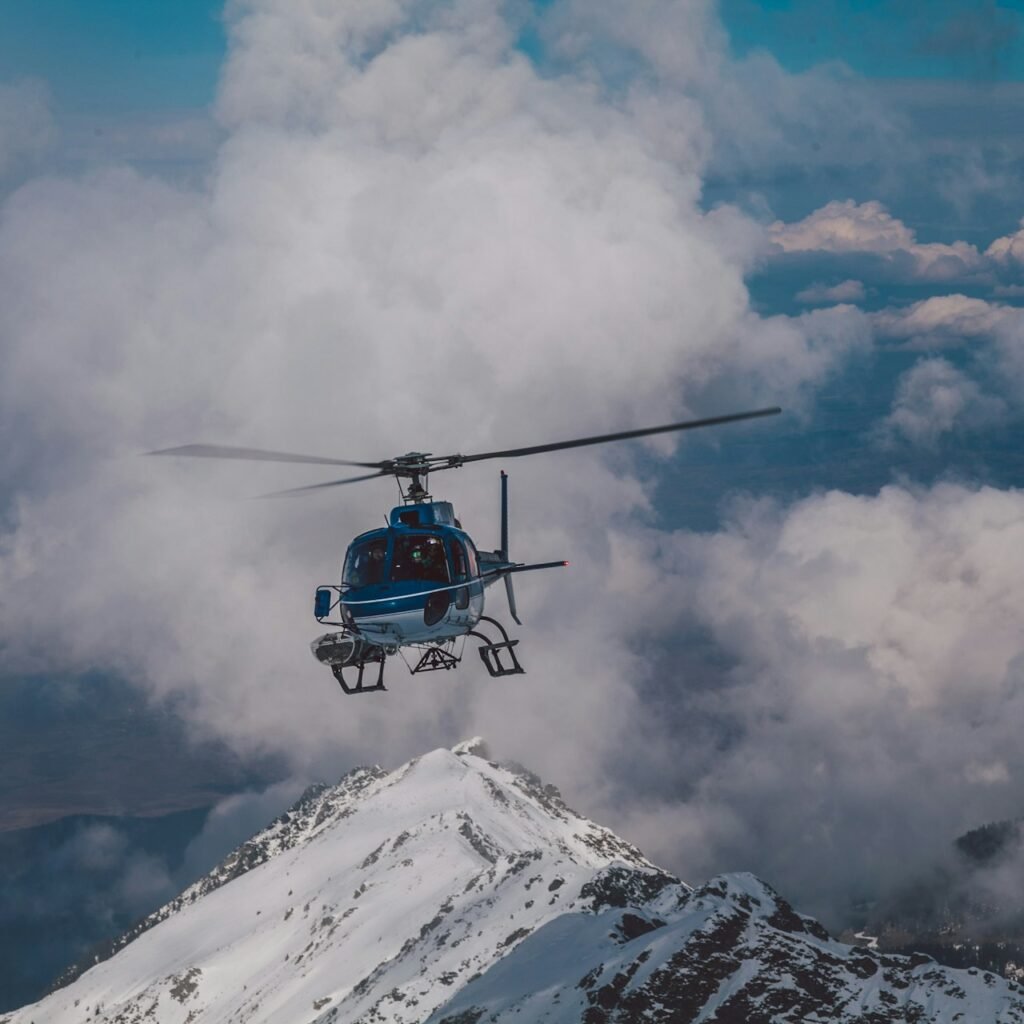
(475, 639, 524, 677)
(331, 655, 386, 695)
(469, 615, 525, 677)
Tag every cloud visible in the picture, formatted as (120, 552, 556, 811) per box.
(988, 305, 1024, 384)
(795, 279, 866, 305)
(9, 822, 177, 929)
(0, 0, 868, 794)
(872, 294, 1023, 348)
(768, 199, 987, 282)
(964, 761, 1010, 786)
(66, 824, 129, 872)
(987, 218, 1024, 268)
(875, 357, 1008, 448)
(114, 851, 176, 910)
(701, 53, 905, 184)
(502, 0, 905, 185)
(179, 781, 308, 882)
(869, 296, 1023, 446)
(607, 482, 1024, 925)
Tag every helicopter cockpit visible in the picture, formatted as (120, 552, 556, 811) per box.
(391, 534, 449, 583)
(343, 531, 459, 588)
(342, 537, 387, 588)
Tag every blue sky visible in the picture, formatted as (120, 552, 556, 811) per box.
(8, 0, 1019, 238)
(0, 0, 224, 112)
(6, 1, 1023, 109)
(724, 0, 1024, 80)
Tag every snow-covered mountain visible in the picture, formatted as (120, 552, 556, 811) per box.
(7, 739, 1024, 1024)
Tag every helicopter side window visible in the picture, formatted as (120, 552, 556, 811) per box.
(451, 540, 469, 609)
(464, 540, 479, 577)
(343, 538, 387, 588)
(391, 534, 450, 584)
(451, 541, 467, 579)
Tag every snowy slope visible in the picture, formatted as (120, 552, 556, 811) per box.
(428, 871, 1024, 1023)
(7, 739, 1024, 1024)
(5, 739, 666, 1024)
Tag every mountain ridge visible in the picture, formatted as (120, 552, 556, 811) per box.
(8, 739, 1024, 1024)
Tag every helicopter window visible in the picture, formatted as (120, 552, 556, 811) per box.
(391, 534, 449, 583)
(451, 541, 470, 609)
(451, 540, 467, 580)
(464, 540, 479, 577)
(343, 538, 387, 588)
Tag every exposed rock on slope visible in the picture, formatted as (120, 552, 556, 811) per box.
(431, 872, 1024, 1023)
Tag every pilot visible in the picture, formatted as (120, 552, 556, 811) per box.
(412, 539, 447, 580)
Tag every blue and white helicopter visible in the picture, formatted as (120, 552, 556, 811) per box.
(152, 406, 780, 694)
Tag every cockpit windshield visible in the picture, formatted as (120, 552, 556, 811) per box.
(343, 537, 387, 588)
(391, 534, 450, 583)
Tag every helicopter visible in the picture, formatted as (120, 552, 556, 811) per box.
(151, 406, 780, 694)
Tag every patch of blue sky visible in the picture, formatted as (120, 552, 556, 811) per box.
(514, 0, 557, 65)
(0, 0, 225, 112)
(720, 0, 1024, 81)
(651, 345, 1022, 533)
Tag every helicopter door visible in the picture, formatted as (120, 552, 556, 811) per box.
(463, 540, 485, 619)
(451, 540, 470, 610)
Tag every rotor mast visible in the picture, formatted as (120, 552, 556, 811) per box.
(391, 453, 435, 503)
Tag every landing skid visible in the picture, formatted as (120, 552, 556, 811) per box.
(331, 654, 387, 695)
(316, 616, 524, 695)
(468, 615, 525, 677)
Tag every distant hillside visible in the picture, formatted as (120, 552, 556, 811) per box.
(0, 674, 283, 830)
(0, 807, 210, 1012)
(856, 817, 1024, 982)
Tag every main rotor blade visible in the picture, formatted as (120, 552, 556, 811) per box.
(260, 470, 391, 498)
(454, 407, 782, 465)
(147, 443, 384, 470)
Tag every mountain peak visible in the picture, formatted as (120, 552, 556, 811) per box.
(13, 746, 1024, 1024)
(451, 736, 491, 760)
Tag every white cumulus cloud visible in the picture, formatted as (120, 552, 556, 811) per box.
(611, 482, 1024, 923)
(873, 294, 1023, 348)
(875, 357, 1007, 448)
(987, 217, 1024, 268)
(769, 199, 987, 282)
(0, 0, 865, 796)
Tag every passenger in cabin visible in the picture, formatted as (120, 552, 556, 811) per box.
(345, 538, 386, 588)
(394, 535, 449, 583)
(418, 538, 448, 580)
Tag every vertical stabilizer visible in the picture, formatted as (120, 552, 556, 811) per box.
(500, 471, 509, 560)
(499, 471, 521, 624)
